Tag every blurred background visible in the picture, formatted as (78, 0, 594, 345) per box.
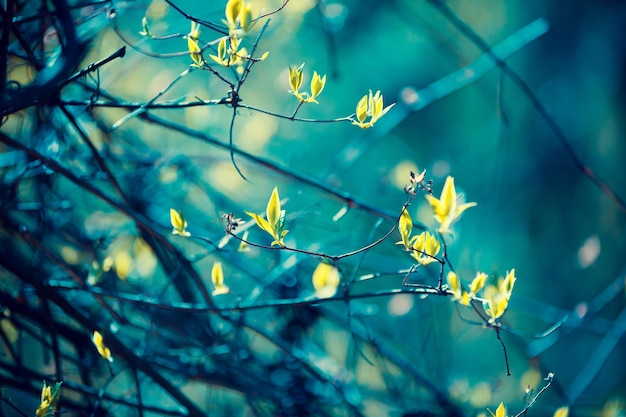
(1, 0, 625, 416)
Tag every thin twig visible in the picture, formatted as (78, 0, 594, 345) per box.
(237, 19, 270, 88)
(61, 97, 226, 109)
(57, 104, 127, 199)
(241, 103, 354, 123)
(0, 131, 215, 308)
(0, 397, 29, 417)
(49, 280, 443, 313)
(20, 229, 126, 324)
(0, 0, 15, 103)
(254, 0, 291, 21)
(228, 106, 247, 180)
(226, 199, 407, 261)
(164, 0, 228, 35)
(513, 373, 555, 417)
(61, 46, 126, 88)
(110, 67, 193, 130)
(495, 327, 511, 376)
(228, 19, 272, 180)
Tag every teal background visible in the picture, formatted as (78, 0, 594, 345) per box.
(1, 0, 625, 416)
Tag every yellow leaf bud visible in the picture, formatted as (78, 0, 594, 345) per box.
(312, 262, 341, 298)
(92, 331, 113, 362)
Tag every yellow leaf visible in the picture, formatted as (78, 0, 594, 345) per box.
(229, 36, 241, 55)
(266, 187, 281, 227)
(373, 91, 383, 117)
(499, 269, 516, 298)
(295, 65, 304, 90)
(455, 201, 478, 219)
(410, 231, 440, 266)
(244, 211, 274, 236)
(447, 271, 461, 297)
(139, 16, 151, 37)
(240, 3, 252, 32)
(36, 400, 50, 417)
(209, 54, 225, 66)
(211, 262, 229, 295)
(92, 331, 113, 362)
(288, 64, 304, 94)
(425, 176, 476, 233)
(495, 402, 507, 417)
(312, 262, 341, 298)
(397, 207, 413, 250)
(1, 309, 18, 343)
(553, 406, 569, 417)
(186, 22, 204, 66)
(439, 176, 456, 221)
(447, 272, 471, 306)
(113, 250, 133, 280)
(225, 0, 242, 28)
(189, 21, 200, 40)
(170, 208, 190, 237)
(310, 71, 326, 102)
(484, 285, 508, 323)
(469, 272, 488, 295)
(36, 382, 62, 417)
(352, 90, 394, 128)
(187, 37, 203, 66)
(246, 188, 287, 247)
(238, 230, 249, 252)
(260, 51, 269, 61)
(378, 100, 395, 120)
(102, 256, 114, 271)
(355, 94, 368, 123)
(459, 290, 471, 306)
(212, 262, 224, 287)
(218, 37, 227, 60)
(288, 65, 298, 92)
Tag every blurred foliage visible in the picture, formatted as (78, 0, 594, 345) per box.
(1, 0, 626, 417)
